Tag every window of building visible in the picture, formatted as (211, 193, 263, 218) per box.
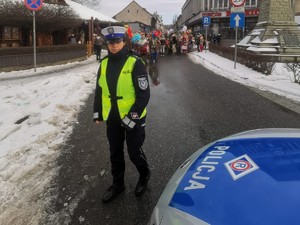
(251, 0, 257, 7)
(219, 0, 224, 9)
(209, 0, 213, 10)
(212, 0, 218, 9)
(3, 27, 20, 40)
(246, 0, 258, 7)
(224, 0, 229, 8)
(204, 0, 209, 10)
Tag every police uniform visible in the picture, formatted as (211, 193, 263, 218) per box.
(93, 26, 151, 202)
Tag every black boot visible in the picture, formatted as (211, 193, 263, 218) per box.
(135, 170, 151, 197)
(102, 185, 125, 203)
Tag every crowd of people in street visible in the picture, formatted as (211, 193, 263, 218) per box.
(127, 27, 205, 58)
(93, 25, 222, 63)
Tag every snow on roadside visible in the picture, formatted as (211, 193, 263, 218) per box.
(188, 51, 300, 103)
(0, 58, 99, 225)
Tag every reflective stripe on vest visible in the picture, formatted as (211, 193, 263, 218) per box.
(99, 56, 147, 121)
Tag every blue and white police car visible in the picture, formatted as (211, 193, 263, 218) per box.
(149, 128, 300, 225)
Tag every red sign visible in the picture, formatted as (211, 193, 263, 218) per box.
(226, 9, 259, 17)
(24, 0, 43, 11)
(245, 9, 260, 16)
(230, 0, 246, 7)
(202, 12, 222, 17)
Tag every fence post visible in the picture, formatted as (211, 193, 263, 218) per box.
(86, 41, 93, 57)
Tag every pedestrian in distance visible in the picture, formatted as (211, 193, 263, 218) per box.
(195, 34, 200, 52)
(171, 34, 177, 54)
(148, 33, 160, 64)
(93, 26, 151, 204)
(159, 35, 166, 56)
(68, 33, 77, 44)
(94, 34, 104, 60)
(165, 37, 171, 54)
(217, 33, 221, 45)
(199, 34, 205, 52)
(213, 34, 217, 44)
(137, 32, 150, 68)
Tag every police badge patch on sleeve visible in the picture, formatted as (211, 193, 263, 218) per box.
(138, 77, 148, 90)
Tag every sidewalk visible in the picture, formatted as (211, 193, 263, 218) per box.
(188, 50, 300, 114)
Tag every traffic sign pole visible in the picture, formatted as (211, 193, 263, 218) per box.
(205, 27, 208, 53)
(202, 16, 211, 53)
(230, 12, 244, 69)
(234, 27, 238, 69)
(230, 0, 245, 69)
(33, 11, 36, 72)
(24, 0, 43, 72)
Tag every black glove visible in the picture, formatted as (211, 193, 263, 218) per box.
(121, 115, 136, 131)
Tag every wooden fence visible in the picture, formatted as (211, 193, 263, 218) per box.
(0, 44, 87, 72)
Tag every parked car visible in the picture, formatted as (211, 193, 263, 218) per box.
(149, 128, 300, 225)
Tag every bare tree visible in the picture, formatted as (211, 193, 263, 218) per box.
(0, 0, 82, 30)
(284, 63, 300, 84)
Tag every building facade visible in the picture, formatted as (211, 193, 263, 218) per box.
(113, 0, 161, 32)
(0, 0, 116, 48)
(180, 0, 300, 39)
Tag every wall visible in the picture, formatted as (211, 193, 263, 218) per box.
(114, 2, 152, 27)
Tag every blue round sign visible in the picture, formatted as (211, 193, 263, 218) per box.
(24, 0, 43, 11)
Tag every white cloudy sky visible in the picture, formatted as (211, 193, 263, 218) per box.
(97, 0, 186, 24)
(0, 49, 300, 224)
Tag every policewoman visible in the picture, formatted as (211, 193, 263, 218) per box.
(93, 26, 151, 204)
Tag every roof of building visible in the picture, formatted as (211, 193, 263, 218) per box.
(7, 0, 116, 22)
(113, 0, 153, 18)
(65, 0, 117, 22)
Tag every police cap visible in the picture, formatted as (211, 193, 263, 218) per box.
(101, 26, 126, 41)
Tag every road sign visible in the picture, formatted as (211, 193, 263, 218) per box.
(202, 16, 211, 26)
(24, 0, 44, 72)
(230, 13, 245, 28)
(230, 0, 246, 7)
(24, 0, 43, 11)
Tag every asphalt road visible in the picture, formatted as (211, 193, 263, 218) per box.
(46, 54, 300, 225)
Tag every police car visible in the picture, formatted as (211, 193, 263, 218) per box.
(149, 128, 300, 225)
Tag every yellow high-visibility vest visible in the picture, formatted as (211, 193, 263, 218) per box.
(99, 56, 147, 121)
